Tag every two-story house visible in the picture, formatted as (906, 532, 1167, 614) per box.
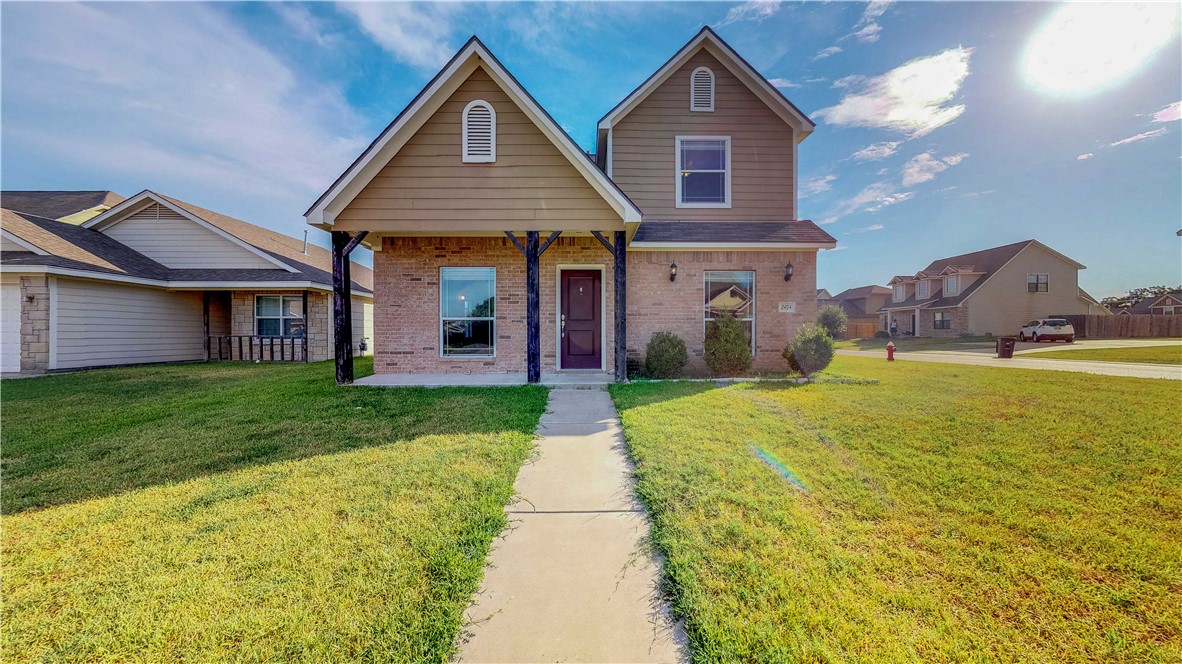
(878, 239, 1108, 337)
(306, 28, 836, 383)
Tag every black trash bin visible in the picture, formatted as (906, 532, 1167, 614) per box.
(997, 337, 1016, 359)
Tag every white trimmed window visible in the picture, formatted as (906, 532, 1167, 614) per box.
(256, 295, 305, 338)
(934, 311, 952, 330)
(893, 284, 906, 302)
(690, 66, 715, 112)
(944, 275, 960, 296)
(462, 100, 496, 163)
(917, 280, 930, 299)
(441, 267, 496, 356)
(676, 136, 731, 207)
(704, 271, 755, 354)
(1027, 273, 1049, 293)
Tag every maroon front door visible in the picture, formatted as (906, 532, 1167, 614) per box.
(560, 270, 602, 369)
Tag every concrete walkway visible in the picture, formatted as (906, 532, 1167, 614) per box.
(838, 349, 1182, 380)
(457, 389, 686, 663)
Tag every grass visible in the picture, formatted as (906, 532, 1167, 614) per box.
(1024, 344, 1182, 365)
(610, 357, 1182, 662)
(1, 359, 548, 662)
(835, 335, 996, 351)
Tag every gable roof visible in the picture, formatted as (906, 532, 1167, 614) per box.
(1, 191, 124, 220)
(2, 208, 171, 279)
(833, 285, 891, 300)
(597, 26, 814, 139)
(1132, 290, 1182, 313)
(305, 36, 641, 228)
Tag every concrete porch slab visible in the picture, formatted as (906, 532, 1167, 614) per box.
(352, 371, 615, 388)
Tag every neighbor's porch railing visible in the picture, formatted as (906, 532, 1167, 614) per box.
(207, 335, 308, 362)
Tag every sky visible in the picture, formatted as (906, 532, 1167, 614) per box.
(2, 1, 1179, 297)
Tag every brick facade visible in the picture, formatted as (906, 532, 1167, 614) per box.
(19, 276, 50, 373)
(229, 290, 332, 361)
(917, 307, 970, 338)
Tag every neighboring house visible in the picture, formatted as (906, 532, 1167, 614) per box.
(306, 28, 836, 382)
(1, 190, 372, 374)
(829, 285, 891, 332)
(816, 288, 833, 306)
(1115, 290, 1182, 315)
(1, 190, 126, 225)
(878, 239, 1108, 337)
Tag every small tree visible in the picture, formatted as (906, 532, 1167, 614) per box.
(816, 304, 848, 339)
(644, 332, 689, 379)
(783, 323, 836, 378)
(704, 313, 752, 376)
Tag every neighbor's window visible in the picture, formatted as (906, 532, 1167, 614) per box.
(944, 275, 960, 296)
(705, 270, 755, 353)
(917, 280, 930, 299)
(441, 267, 495, 356)
(1027, 273, 1049, 293)
(256, 295, 304, 337)
(677, 137, 730, 207)
(893, 284, 906, 302)
(934, 312, 952, 330)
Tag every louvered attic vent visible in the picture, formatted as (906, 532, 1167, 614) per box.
(462, 100, 496, 163)
(690, 67, 715, 112)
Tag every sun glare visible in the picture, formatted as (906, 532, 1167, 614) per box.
(1023, 2, 1178, 95)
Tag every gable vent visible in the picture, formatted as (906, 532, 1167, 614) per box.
(690, 67, 715, 112)
(462, 99, 496, 163)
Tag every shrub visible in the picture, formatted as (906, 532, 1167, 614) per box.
(644, 332, 689, 379)
(874, 330, 892, 339)
(704, 313, 752, 376)
(783, 323, 836, 378)
(816, 304, 848, 339)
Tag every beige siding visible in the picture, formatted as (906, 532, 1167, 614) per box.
(1, 280, 21, 372)
(611, 50, 796, 221)
(103, 203, 277, 269)
(53, 279, 205, 369)
(352, 296, 374, 355)
(337, 68, 619, 232)
(966, 245, 1090, 335)
(1, 235, 30, 252)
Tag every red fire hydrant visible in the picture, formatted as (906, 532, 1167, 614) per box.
(886, 341, 896, 362)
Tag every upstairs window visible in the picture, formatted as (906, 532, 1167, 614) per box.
(917, 280, 930, 299)
(944, 275, 960, 296)
(462, 100, 496, 163)
(690, 66, 715, 112)
(893, 284, 906, 302)
(676, 136, 730, 207)
(1027, 273, 1049, 292)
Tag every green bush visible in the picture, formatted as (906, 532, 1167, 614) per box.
(783, 323, 836, 378)
(644, 332, 689, 379)
(816, 304, 848, 339)
(704, 313, 752, 376)
(874, 330, 892, 339)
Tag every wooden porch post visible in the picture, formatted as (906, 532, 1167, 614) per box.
(202, 291, 210, 361)
(525, 231, 541, 384)
(332, 231, 352, 384)
(301, 289, 310, 363)
(613, 230, 627, 382)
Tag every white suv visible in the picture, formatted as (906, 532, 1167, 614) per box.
(1019, 319, 1075, 343)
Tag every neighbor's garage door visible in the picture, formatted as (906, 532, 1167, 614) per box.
(1, 282, 22, 373)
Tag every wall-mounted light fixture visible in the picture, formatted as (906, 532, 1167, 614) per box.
(25, 294, 35, 303)
(669, 262, 678, 282)
(784, 262, 794, 282)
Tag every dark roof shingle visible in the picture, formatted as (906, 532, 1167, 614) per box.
(631, 220, 836, 246)
(1, 191, 124, 220)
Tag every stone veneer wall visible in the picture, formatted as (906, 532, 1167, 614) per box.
(917, 307, 970, 338)
(20, 276, 50, 372)
(229, 290, 331, 361)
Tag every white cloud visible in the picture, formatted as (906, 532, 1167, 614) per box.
(832, 74, 866, 88)
(859, 0, 893, 25)
(852, 22, 882, 43)
(1110, 128, 1168, 147)
(339, 3, 459, 70)
(833, 182, 914, 217)
(800, 174, 837, 197)
(1152, 101, 1181, 123)
(844, 223, 885, 235)
(274, 4, 338, 47)
(849, 1, 891, 43)
(1077, 153, 1094, 160)
(851, 141, 901, 161)
(901, 151, 969, 187)
(767, 77, 801, 89)
(815, 47, 973, 137)
(865, 191, 913, 212)
(814, 46, 843, 60)
(1, 3, 366, 208)
(719, 0, 782, 26)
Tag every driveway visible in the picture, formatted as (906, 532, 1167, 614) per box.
(837, 347, 1182, 380)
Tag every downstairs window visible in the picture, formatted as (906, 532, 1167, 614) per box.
(704, 270, 755, 354)
(934, 311, 952, 330)
(441, 267, 496, 357)
(255, 295, 304, 337)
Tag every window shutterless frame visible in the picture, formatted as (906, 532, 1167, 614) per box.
(944, 275, 960, 296)
(255, 294, 305, 337)
(675, 136, 731, 208)
(439, 267, 496, 358)
(1027, 273, 1049, 293)
(703, 270, 756, 355)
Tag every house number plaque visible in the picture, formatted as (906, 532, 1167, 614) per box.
(778, 302, 796, 313)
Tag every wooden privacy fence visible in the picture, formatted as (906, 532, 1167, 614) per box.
(207, 335, 308, 362)
(847, 321, 881, 339)
(1061, 314, 1182, 339)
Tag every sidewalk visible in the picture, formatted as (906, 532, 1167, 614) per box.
(457, 389, 686, 663)
(837, 349, 1182, 380)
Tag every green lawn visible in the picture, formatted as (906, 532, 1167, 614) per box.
(835, 335, 996, 352)
(1024, 344, 1182, 365)
(1, 359, 548, 662)
(611, 357, 1181, 662)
